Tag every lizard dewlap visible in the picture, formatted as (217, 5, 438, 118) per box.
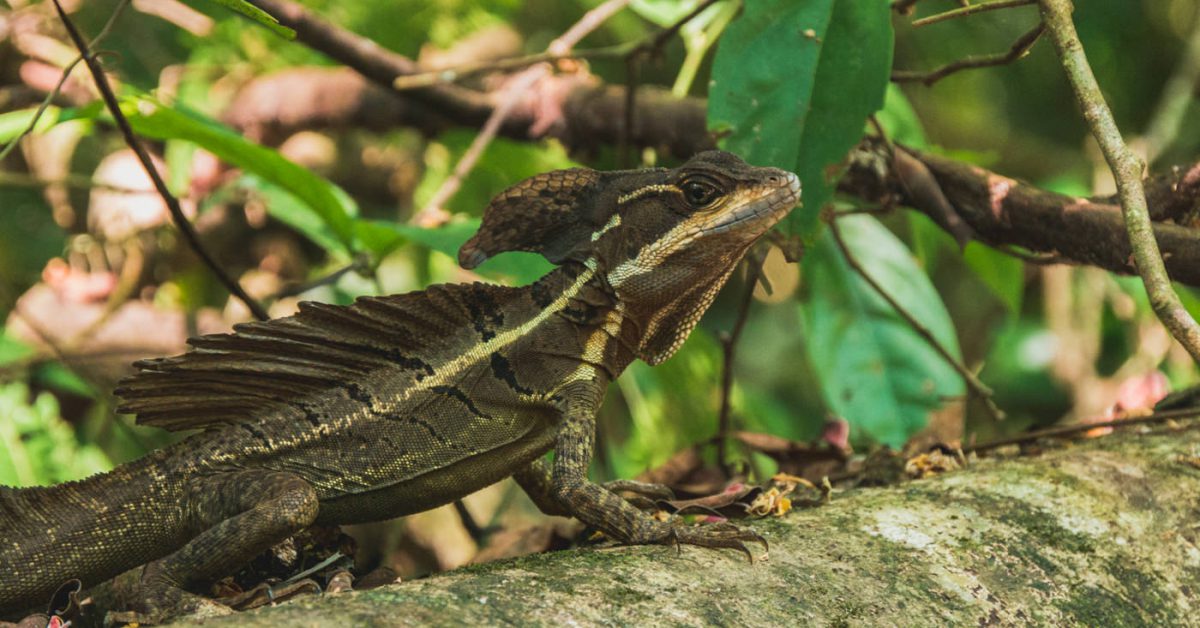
(0, 150, 799, 620)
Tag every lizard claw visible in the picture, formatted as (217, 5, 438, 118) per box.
(663, 521, 768, 563)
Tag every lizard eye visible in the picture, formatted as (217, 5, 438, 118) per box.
(680, 177, 722, 209)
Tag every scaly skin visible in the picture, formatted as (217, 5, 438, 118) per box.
(0, 150, 799, 620)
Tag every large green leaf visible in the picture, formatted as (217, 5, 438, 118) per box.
(121, 96, 357, 252)
(800, 215, 964, 447)
(708, 0, 892, 240)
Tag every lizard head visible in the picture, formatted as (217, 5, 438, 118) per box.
(460, 150, 799, 278)
(460, 150, 800, 364)
(589, 150, 800, 301)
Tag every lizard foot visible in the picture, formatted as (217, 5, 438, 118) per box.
(663, 521, 768, 563)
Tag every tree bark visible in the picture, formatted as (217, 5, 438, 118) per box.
(169, 425, 1200, 626)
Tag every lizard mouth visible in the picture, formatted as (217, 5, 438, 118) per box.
(704, 170, 801, 236)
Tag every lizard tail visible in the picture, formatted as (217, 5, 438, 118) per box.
(0, 462, 182, 614)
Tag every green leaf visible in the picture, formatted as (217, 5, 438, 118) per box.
(0, 382, 110, 487)
(963, 242, 1024, 314)
(708, 0, 892, 240)
(121, 96, 357, 252)
(0, 106, 62, 145)
(239, 175, 346, 255)
(0, 330, 34, 367)
(356, 219, 553, 286)
(876, 84, 927, 148)
(800, 215, 964, 447)
(193, 0, 296, 39)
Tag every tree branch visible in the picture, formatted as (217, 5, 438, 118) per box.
(1039, 0, 1200, 363)
(840, 142, 1200, 287)
(219, 3, 1200, 289)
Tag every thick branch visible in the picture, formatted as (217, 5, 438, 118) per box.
(167, 426, 1200, 626)
(240, 0, 716, 159)
(841, 143, 1200, 286)
(219, 3, 1200, 286)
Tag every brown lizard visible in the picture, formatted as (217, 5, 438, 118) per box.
(0, 150, 800, 619)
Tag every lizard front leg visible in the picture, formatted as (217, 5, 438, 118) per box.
(548, 382, 766, 558)
(515, 458, 674, 516)
(119, 471, 318, 622)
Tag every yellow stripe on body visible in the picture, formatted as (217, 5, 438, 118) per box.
(209, 267, 599, 463)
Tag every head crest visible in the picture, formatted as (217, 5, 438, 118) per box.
(460, 166, 664, 269)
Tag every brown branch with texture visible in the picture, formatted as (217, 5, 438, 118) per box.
(244, 0, 500, 131)
(51, 0, 270, 322)
(1038, 0, 1200, 363)
(840, 142, 1200, 287)
(243, 0, 713, 160)
(223, 1, 1200, 288)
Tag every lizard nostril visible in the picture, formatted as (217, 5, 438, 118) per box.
(767, 175, 780, 184)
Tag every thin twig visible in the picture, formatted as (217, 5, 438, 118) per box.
(549, 0, 632, 55)
(1141, 5, 1200, 165)
(395, 0, 635, 91)
(0, 0, 130, 162)
(966, 407, 1200, 454)
(51, 0, 270, 322)
(912, 0, 1035, 28)
(273, 255, 370, 299)
(620, 56, 639, 168)
(452, 500, 488, 545)
(392, 44, 630, 91)
(639, 0, 723, 55)
(715, 250, 764, 471)
(892, 22, 1045, 86)
(1039, 0, 1200, 364)
(828, 214, 1006, 422)
(619, 0, 722, 166)
(412, 0, 633, 227)
(412, 66, 546, 226)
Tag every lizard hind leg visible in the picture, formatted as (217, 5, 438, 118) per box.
(123, 471, 319, 623)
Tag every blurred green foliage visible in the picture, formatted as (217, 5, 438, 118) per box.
(0, 381, 111, 487)
(0, 0, 1197, 498)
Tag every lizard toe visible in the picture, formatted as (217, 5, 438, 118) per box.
(666, 521, 768, 563)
